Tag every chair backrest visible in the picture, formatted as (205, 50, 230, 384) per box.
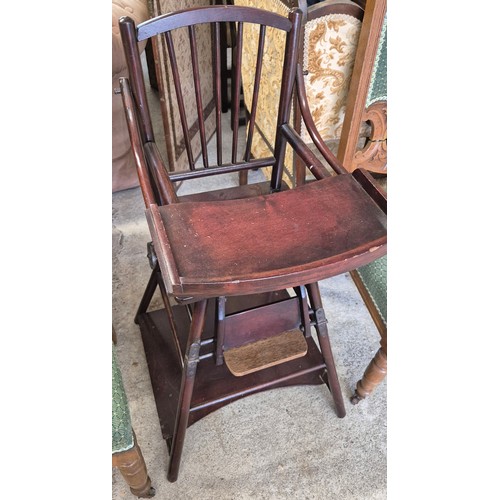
(234, 0, 364, 186)
(119, 5, 303, 205)
(337, 0, 387, 173)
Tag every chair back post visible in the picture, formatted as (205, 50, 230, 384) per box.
(119, 16, 156, 143)
(270, 8, 303, 192)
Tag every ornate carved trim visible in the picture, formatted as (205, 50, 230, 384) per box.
(352, 100, 386, 174)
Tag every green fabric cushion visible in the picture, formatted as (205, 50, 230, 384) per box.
(356, 254, 387, 326)
(366, 14, 387, 107)
(112, 346, 134, 454)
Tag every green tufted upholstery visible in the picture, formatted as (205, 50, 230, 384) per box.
(112, 346, 134, 454)
(356, 254, 386, 326)
(366, 14, 386, 107)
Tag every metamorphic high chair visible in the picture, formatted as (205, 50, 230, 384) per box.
(118, 4, 387, 482)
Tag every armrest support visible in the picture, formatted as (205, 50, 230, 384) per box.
(119, 77, 178, 207)
(143, 142, 179, 205)
(119, 77, 157, 207)
(295, 65, 348, 176)
(280, 124, 332, 180)
(352, 168, 387, 213)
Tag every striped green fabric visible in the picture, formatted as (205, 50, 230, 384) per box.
(366, 14, 387, 107)
(356, 254, 387, 326)
(112, 346, 134, 454)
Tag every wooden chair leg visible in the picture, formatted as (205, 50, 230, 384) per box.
(306, 283, 346, 418)
(113, 436, 156, 498)
(351, 346, 387, 404)
(167, 299, 208, 482)
(134, 265, 159, 324)
(238, 169, 248, 185)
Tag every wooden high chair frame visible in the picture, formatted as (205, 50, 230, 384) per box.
(119, 4, 387, 482)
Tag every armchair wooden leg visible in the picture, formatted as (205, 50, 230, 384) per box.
(113, 437, 155, 498)
(350, 346, 387, 404)
(306, 283, 346, 418)
(167, 299, 208, 482)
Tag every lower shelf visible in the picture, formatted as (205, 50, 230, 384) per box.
(137, 295, 328, 443)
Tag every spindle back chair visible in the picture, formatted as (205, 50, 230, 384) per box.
(119, 4, 387, 482)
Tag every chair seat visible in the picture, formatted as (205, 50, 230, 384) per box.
(146, 174, 387, 298)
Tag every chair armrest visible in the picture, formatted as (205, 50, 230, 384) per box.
(143, 142, 179, 205)
(119, 77, 157, 207)
(352, 168, 386, 214)
(295, 64, 348, 176)
(293, 63, 386, 212)
(120, 77, 178, 206)
(297, 0, 365, 148)
(280, 124, 332, 181)
(307, 0, 364, 20)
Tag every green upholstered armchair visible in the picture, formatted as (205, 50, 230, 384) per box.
(112, 344, 155, 498)
(350, 253, 387, 403)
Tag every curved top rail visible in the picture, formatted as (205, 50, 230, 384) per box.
(135, 5, 297, 41)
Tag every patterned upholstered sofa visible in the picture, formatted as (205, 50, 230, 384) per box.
(234, 0, 368, 186)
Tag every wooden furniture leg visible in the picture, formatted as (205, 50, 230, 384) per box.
(306, 282, 346, 418)
(167, 299, 208, 482)
(134, 264, 160, 324)
(351, 343, 387, 404)
(349, 260, 387, 404)
(112, 436, 156, 498)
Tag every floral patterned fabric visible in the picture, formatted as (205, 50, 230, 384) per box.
(300, 14, 362, 144)
(235, 0, 294, 183)
(235, 0, 362, 185)
(150, 0, 216, 172)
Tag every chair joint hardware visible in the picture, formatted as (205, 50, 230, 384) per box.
(185, 340, 201, 376)
(113, 87, 122, 95)
(147, 241, 158, 270)
(310, 308, 328, 332)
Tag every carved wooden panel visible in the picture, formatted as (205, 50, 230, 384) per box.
(337, 0, 387, 174)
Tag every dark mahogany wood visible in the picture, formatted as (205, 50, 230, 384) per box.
(118, 4, 387, 483)
(137, 296, 328, 435)
(145, 175, 386, 298)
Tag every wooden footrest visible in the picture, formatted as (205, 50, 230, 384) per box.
(224, 329, 308, 377)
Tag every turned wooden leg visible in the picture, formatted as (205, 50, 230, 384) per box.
(351, 346, 387, 404)
(306, 283, 346, 418)
(113, 436, 155, 498)
(167, 299, 208, 482)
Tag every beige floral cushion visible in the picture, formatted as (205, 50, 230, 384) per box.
(235, 0, 363, 185)
(300, 13, 362, 143)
